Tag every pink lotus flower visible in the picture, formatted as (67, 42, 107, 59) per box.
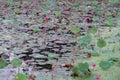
(92, 63, 96, 68)
(24, 60, 28, 64)
(7, 53, 11, 58)
(43, 15, 50, 21)
(96, 75, 100, 80)
(83, 17, 92, 23)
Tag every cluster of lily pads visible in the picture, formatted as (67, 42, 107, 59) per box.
(0, 0, 120, 80)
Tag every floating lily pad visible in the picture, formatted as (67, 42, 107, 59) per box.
(90, 27, 97, 34)
(0, 59, 8, 69)
(99, 60, 112, 70)
(71, 27, 80, 34)
(11, 58, 22, 67)
(54, 11, 61, 17)
(14, 73, 28, 80)
(97, 39, 106, 48)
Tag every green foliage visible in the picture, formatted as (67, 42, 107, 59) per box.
(71, 27, 80, 34)
(43, 0, 56, 10)
(32, 10, 37, 15)
(14, 73, 28, 80)
(12, 20, 19, 24)
(14, 8, 20, 13)
(33, 27, 39, 33)
(48, 53, 57, 59)
(80, 35, 92, 43)
(7, 0, 13, 4)
(108, 57, 119, 62)
(38, 19, 43, 24)
(99, 60, 112, 70)
(0, 59, 8, 69)
(90, 27, 97, 34)
(80, 42, 87, 47)
(54, 11, 61, 17)
(106, 18, 114, 26)
(91, 51, 99, 56)
(11, 58, 22, 67)
(78, 62, 89, 72)
(109, 0, 120, 4)
(72, 62, 91, 78)
(109, 0, 115, 3)
(92, 17, 99, 22)
(92, 1, 99, 6)
(97, 38, 106, 48)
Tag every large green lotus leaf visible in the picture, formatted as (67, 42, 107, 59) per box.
(71, 27, 80, 34)
(35, 77, 47, 80)
(54, 11, 61, 17)
(0, 59, 8, 69)
(80, 35, 92, 43)
(97, 39, 106, 48)
(11, 58, 22, 67)
(78, 62, 89, 72)
(14, 73, 28, 80)
(90, 27, 97, 34)
(99, 60, 112, 70)
(33, 27, 39, 33)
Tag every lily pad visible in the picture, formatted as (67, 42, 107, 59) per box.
(99, 60, 112, 70)
(33, 26, 39, 32)
(11, 58, 22, 67)
(71, 27, 80, 34)
(48, 53, 57, 59)
(90, 27, 97, 34)
(14, 73, 28, 80)
(97, 39, 106, 48)
(0, 59, 8, 69)
(78, 62, 89, 72)
(54, 11, 61, 17)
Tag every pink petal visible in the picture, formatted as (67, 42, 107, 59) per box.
(24, 60, 28, 64)
(7, 53, 11, 58)
(96, 75, 100, 80)
(83, 17, 92, 23)
(92, 63, 96, 67)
